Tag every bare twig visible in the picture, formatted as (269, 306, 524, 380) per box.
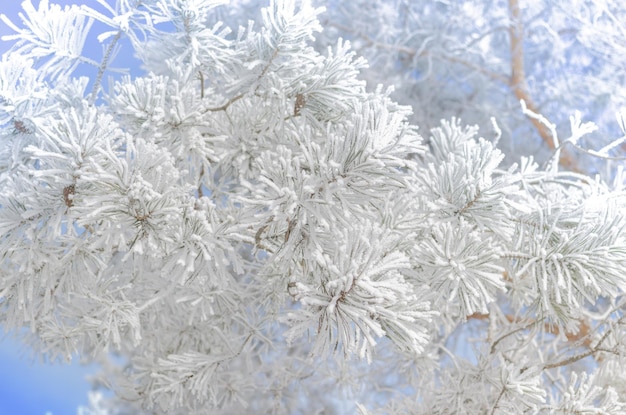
(197, 164, 204, 198)
(198, 71, 205, 99)
(466, 312, 594, 354)
(89, 31, 122, 104)
(326, 21, 508, 84)
(201, 47, 280, 114)
(202, 93, 244, 113)
(543, 316, 625, 370)
(490, 386, 507, 415)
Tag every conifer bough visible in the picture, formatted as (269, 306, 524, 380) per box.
(1, 0, 626, 413)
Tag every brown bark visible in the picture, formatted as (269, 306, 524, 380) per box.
(508, 0, 577, 170)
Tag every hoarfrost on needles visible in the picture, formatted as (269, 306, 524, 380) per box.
(1, 0, 626, 413)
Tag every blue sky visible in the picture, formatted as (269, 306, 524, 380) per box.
(0, 1, 132, 414)
(0, 335, 98, 415)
